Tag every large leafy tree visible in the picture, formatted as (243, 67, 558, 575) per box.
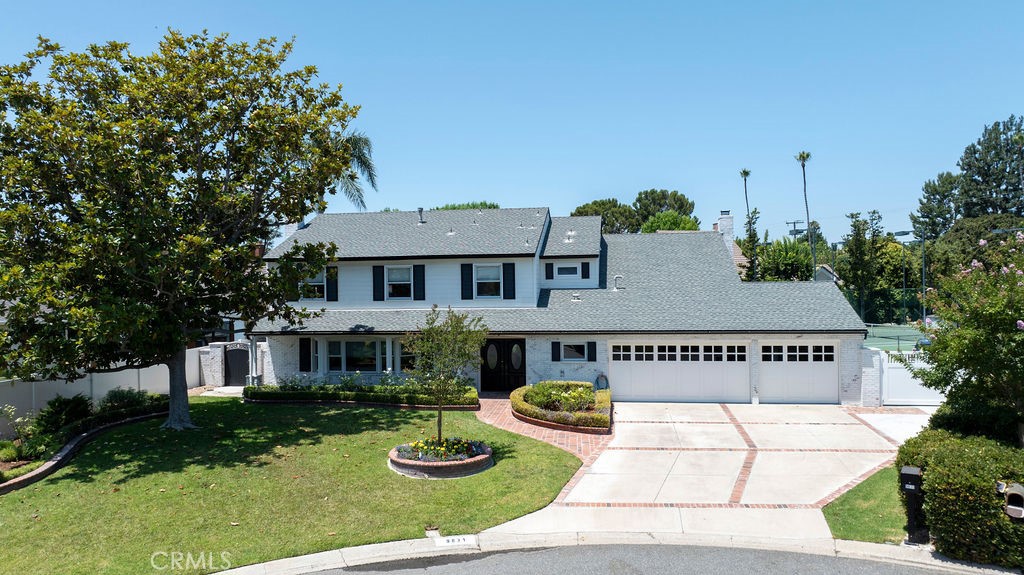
(434, 201, 500, 210)
(639, 210, 698, 233)
(739, 208, 760, 281)
(958, 116, 1024, 218)
(910, 231, 1024, 446)
(0, 32, 364, 429)
(837, 211, 884, 320)
(571, 198, 639, 234)
(403, 306, 488, 440)
(928, 213, 1024, 280)
(632, 189, 698, 225)
(757, 237, 812, 281)
(910, 171, 960, 240)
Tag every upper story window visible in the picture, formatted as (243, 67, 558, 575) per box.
(475, 264, 502, 298)
(557, 265, 578, 276)
(386, 266, 412, 299)
(300, 269, 326, 300)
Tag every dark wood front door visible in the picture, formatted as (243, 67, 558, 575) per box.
(224, 346, 250, 386)
(480, 339, 526, 392)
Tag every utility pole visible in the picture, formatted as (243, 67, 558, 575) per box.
(786, 220, 805, 237)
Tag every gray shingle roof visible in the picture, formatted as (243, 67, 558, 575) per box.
(254, 231, 866, 336)
(541, 216, 602, 257)
(266, 208, 549, 260)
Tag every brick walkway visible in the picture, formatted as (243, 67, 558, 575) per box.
(475, 396, 612, 503)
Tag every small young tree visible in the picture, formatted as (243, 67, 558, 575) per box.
(404, 306, 489, 440)
(910, 231, 1024, 446)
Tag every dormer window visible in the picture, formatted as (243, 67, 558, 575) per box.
(300, 269, 326, 300)
(386, 266, 412, 299)
(557, 265, 579, 276)
(475, 264, 502, 298)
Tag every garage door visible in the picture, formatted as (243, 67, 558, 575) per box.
(608, 343, 750, 402)
(758, 342, 839, 404)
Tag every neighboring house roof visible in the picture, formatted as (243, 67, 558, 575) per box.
(265, 208, 550, 260)
(253, 231, 866, 336)
(814, 264, 843, 285)
(541, 216, 602, 258)
(731, 241, 749, 275)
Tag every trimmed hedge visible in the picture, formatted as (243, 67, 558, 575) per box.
(927, 389, 1020, 445)
(242, 384, 479, 407)
(510, 381, 611, 429)
(896, 429, 1024, 568)
(56, 397, 170, 443)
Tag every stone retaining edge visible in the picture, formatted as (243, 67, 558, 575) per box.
(0, 411, 168, 496)
(510, 407, 612, 435)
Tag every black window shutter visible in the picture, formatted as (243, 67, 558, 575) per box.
(545, 262, 554, 280)
(413, 264, 426, 300)
(581, 262, 591, 279)
(502, 262, 516, 300)
(299, 338, 312, 372)
(372, 266, 385, 301)
(326, 266, 339, 301)
(587, 341, 597, 362)
(461, 264, 474, 300)
(551, 341, 561, 362)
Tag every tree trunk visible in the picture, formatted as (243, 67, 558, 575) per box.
(436, 405, 443, 440)
(802, 165, 817, 272)
(161, 346, 198, 430)
(1018, 422, 1024, 449)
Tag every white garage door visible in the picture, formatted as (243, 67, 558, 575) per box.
(758, 342, 839, 404)
(608, 343, 750, 402)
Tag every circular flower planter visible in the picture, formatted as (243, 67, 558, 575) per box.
(387, 444, 493, 479)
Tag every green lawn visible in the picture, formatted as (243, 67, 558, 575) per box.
(823, 465, 906, 543)
(0, 397, 580, 574)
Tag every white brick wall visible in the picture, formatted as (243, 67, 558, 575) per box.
(839, 336, 865, 405)
(526, 336, 608, 386)
(859, 348, 882, 407)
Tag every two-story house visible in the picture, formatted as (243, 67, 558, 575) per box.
(252, 207, 872, 405)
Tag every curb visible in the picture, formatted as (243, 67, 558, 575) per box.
(214, 532, 1016, 575)
(0, 411, 168, 496)
(510, 408, 612, 435)
(241, 398, 480, 411)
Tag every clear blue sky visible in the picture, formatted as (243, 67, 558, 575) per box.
(3, 1, 1021, 243)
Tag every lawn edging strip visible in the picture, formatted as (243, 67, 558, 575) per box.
(510, 408, 612, 435)
(0, 411, 168, 496)
(242, 398, 480, 411)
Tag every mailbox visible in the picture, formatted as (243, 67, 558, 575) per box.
(900, 466, 923, 494)
(1004, 483, 1024, 519)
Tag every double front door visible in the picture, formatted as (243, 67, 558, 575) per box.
(480, 339, 526, 392)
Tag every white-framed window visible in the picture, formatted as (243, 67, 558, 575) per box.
(812, 345, 835, 362)
(561, 342, 587, 362)
(787, 345, 810, 362)
(657, 345, 677, 361)
(386, 266, 413, 300)
(680, 345, 701, 361)
(726, 345, 747, 362)
(475, 264, 502, 298)
(300, 269, 326, 300)
(326, 340, 382, 372)
(612, 345, 630, 361)
(634, 345, 654, 361)
(761, 345, 784, 362)
(556, 265, 579, 276)
(311, 340, 320, 371)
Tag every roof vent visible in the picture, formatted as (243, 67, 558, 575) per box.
(446, 227, 455, 236)
(570, 292, 582, 302)
(612, 274, 624, 291)
(525, 238, 531, 247)
(517, 222, 525, 229)
(535, 210, 541, 216)
(417, 207, 426, 225)
(472, 219, 479, 226)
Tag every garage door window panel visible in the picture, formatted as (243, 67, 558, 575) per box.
(703, 345, 723, 362)
(612, 345, 631, 361)
(787, 345, 809, 362)
(762, 345, 783, 362)
(726, 345, 746, 362)
(813, 345, 835, 362)
(634, 345, 654, 361)
(680, 345, 700, 361)
(657, 345, 677, 361)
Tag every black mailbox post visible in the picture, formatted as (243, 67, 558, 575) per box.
(900, 466, 928, 544)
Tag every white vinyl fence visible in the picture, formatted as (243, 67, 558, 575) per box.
(878, 350, 945, 406)
(0, 347, 207, 439)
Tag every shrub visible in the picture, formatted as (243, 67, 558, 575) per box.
(35, 394, 93, 437)
(510, 383, 611, 429)
(524, 381, 595, 412)
(242, 384, 479, 406)
(394, 437, 487, 462)
(928, 389, 1020, 445)
(0, 441, 18, 462)
(57, 397, 170, 441)
(896, 429, 1024, 568)
(98, 388, 158, 413)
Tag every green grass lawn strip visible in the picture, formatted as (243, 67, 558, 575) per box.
(0, 397, 579, 574)
(823, 465, 906, 544)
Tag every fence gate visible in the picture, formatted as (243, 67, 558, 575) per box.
(224, 343, 250, 386)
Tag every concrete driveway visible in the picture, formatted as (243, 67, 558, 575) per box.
(489, 402, 927, 540)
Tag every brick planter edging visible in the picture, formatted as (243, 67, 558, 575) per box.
(0, 411, 168, 496)
(387, 445, 494, 479)
(243, 398, 480, 411)
(510, 407, 612, 435)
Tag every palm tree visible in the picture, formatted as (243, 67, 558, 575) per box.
(740, 169, 756, 280)
(325, 130, 378, 212)
(795, 151, 816, 274)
